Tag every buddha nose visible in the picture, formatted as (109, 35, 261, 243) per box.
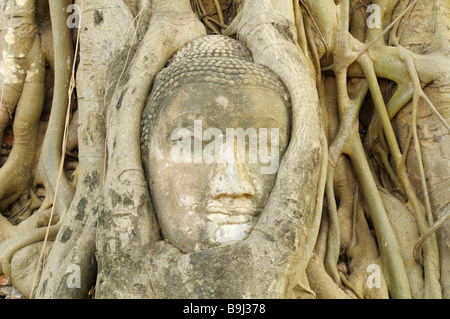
(210, 144, 256, 199)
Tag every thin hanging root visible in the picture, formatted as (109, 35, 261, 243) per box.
(6, 194, 32, 222)
(358, 53, 421, 222)
(364, 66, 434, 197)
(379, 150, 404, 194)
(203, 16, 221, 34)
(418, 94, 450, 131)
(293, 0, 308, 56)
(213, 0, 224, 25)
(389, 0, 416, 46)
(125, 6, 145, 50)
(379, 190, 424, 298)
(205, 16, 227, 29)
(307, 211, 353, 299)
(404, 53, 434, 232)
(400, 126, 413, 167)
(324, 169, 342, 285)
(306, 10, 435, 298)
(299, 0, 332, 60)
(414, 211, 450, 265)
(197, 0, 207, 15)
(193, 0, 224, 34)
(355, 0, 419, 60)
(321, 0, 418, 71)
(365, 0, 399, 44)
(396, 48, 450, 281)
(331, 50, 406, 287)
(398, 49, 450, 132)
(348, 186, 358, 255)
(366, 83, 414, 197)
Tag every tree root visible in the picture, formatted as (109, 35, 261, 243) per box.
(307, 255, 353, 299)
(380, 190, 425, 298)
(0, 0, 38, 143)
(414, 211, 450, 266)
(10, 241, 53, 298)
(306, 211, 355, 299)
(0, 215, 15, 244)
(95, 0, 206, 298)
(0, 224, 60, 280)
(36, 0, 75, 219)
(36, 0, 137, 298)
(310, 0, 444, 297)
(0, 35, 45, 210)
(346, 203, 389, 299)
(6, 190, 42, 225)
(358, 53, 441, 298)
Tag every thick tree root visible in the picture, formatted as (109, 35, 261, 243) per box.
(0, 36, 45, 210)
(0, 224, 60, 281)
(95, 0, 207, 298)
(36, 0, 140, 299)
(36, 0, 75, 218)
(0, 0, 38, 143)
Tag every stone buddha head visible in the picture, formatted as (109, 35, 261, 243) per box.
(141, 35, 291, 253)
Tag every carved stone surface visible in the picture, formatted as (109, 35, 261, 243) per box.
(141, 35, 291, 253)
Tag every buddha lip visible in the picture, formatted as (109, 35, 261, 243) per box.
(205, 200, 260, 217)
(205, 213, 254, 225)
(207, 206, 254, 215)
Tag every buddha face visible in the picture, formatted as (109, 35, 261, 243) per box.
(147, 82, 290, 253)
